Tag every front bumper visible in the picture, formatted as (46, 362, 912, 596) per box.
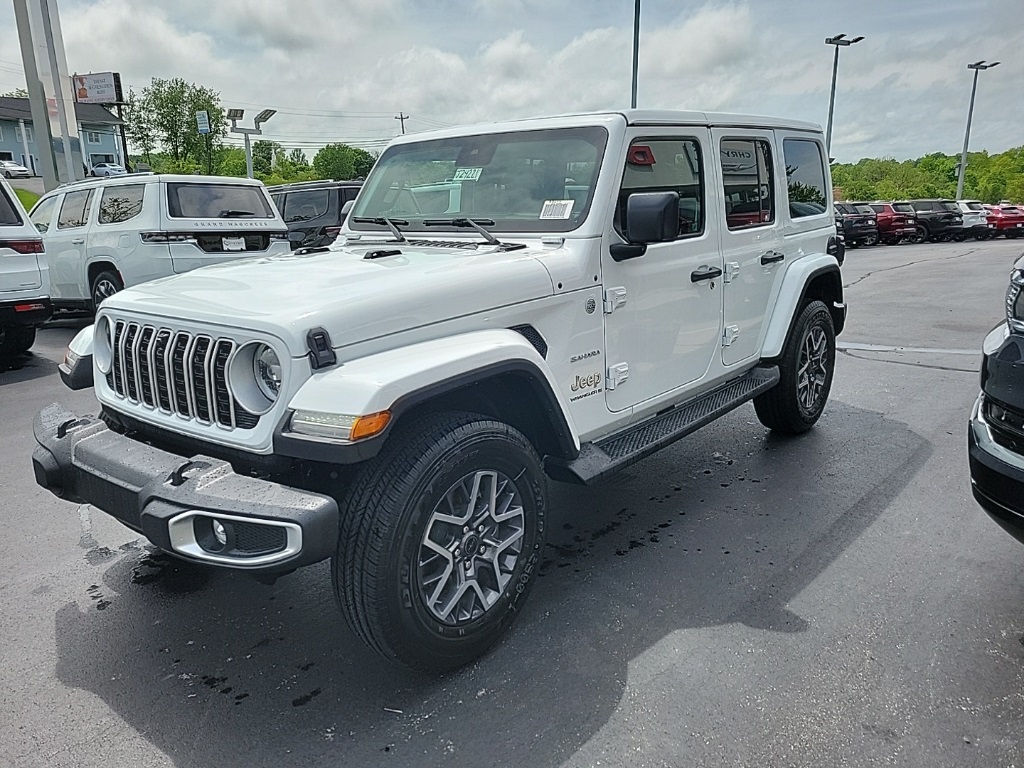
(32, 403, 339, 571)
(969, 394, 1024, 544)
(0, 297, 52, 327)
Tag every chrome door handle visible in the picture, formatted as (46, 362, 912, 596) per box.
(760, 250, 784, 265)
(71, 238, 85, 244)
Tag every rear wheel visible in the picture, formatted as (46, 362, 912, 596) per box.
(0, 326, 36, 356)
(90, 270, 124, 311)
(911, 224, 928, 244)
(754, 300, 835, 434)
(333, 411, 547, 673)
(863, 233, 879, 247)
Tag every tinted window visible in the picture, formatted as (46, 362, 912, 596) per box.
(782, 139, 827, 218)
(30, 196, 57, 233)
(98, 184, 145, 224)
(341, 187, 360, 203)
(965, 202, 985, 211)
(617, 137, 705, 238)
(893, 203, 914, 213)
(855, 204, 874, 215)
(283, 189, 330, 222)
(941, 201, 960, 212)
(721, 138, 774, 229)
(57, 189, 94, 229)
(0, 186, 22, 226)
(869, 204, 886, 214)
(166, 183, 274, 218)
(270, 194, 284, 213)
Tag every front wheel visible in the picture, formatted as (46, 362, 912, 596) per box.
(333, 412, 547, 673)
(90, 269, 124, 311)
(754, 300, 836, 434)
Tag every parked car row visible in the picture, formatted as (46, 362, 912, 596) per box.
(835, 198, 1022, 248)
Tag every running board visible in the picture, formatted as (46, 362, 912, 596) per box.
(545, 365, 780, 485)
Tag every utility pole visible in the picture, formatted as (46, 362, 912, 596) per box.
(395, 112, 408, 134)
(824, 33, 864, 157)
(956, 60, 1000, 200)
(631, 0, 640, 109)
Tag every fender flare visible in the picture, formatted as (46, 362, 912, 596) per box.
(761, 255, 844, 359)
(274, 329, 581, 464)
(59, 323, 95, 390)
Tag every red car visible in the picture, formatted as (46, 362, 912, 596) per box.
(985, 204, 1024, 238)
(867, 201, 918, 244)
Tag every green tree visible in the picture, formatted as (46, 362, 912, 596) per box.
(122, 88, 156, 164)
(251, 140, 282, 177)
(128, 78, 226, 170)
(313, 143, 377, 180)
(2, 87, 29, 98)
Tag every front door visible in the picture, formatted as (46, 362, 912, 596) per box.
(603, 131, 723, 412)
(713, 129, 784, 366)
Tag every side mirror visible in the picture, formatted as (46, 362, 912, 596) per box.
(611, 191, 679, 262)
(340, 199, 355, 219)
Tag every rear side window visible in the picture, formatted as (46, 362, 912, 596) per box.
(0, 186, 22, 226)
(869, 204, 885, 214)
(98, 184, 145, 224)
(782, 138, 828, 218)
(893, 203, 914, 213)
(283, 189, 330, 223)
(721, 138, 774, 229)
(166, 183, 274, 219)
(57, 189, 94, 229)
(30, 196, 57, 233)
(617, 137, 705, 238)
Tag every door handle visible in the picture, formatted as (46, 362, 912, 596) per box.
(760, 250, 784, 265)
(690, 265, 723, 283)
(71, 238, 85, 245)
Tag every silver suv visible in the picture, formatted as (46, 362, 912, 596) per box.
(0, 175, 49, 355)
(29, 174, 290, 310)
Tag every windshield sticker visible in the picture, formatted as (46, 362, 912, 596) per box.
(540, 199, 574, 220)
(453, 167, 483, 182)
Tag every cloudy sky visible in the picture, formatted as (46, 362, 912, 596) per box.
(1, 0, 1021, 163)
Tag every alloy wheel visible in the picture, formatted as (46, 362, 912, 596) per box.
(797, 326, 829, 414)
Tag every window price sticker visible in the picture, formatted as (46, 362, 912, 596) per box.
(540, 199, 574, 220)
(453, 167, 483, 181)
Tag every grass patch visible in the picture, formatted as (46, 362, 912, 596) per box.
(14, 187, 40, 211)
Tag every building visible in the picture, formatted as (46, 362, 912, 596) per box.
(0, 96, 123, 175)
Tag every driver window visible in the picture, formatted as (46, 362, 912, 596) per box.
(616, 137, 704, 240)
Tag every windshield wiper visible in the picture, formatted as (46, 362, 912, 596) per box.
(352, 216, 408, 242)
(219, 209, 254, 218)
(423, 218, 500, 246)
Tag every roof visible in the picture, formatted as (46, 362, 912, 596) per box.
(0, 97, 121, 125)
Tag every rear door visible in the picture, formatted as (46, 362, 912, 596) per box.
(162, 181, 286, 273)
(47, 188, 95, 300)
(713, 128, 784, 366)
(0, 182, 42, 292)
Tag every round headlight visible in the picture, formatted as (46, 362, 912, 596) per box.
(94, 315, 113, 374)
(253, 344, 282, 401)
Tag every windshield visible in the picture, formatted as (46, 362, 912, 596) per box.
(349, 127, 609, 234)
(166, 183, 274, 219)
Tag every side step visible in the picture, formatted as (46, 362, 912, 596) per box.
(546, 365, 779, 485)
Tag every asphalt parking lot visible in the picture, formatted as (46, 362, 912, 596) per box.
(3, 239, 1024, 767)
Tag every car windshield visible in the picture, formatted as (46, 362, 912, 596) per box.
(165, 183, 274, 218)
(349, 126, 609, 234)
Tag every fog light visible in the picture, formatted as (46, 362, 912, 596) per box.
(212, 519, 228, 546)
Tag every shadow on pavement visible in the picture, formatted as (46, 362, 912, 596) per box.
(52, 402, 929, 766)
(0, 350, 59, 385)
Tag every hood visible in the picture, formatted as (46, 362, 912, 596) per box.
(102, 241, 555, 354)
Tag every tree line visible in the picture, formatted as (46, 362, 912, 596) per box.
(121, 78, 377, 184)
(832, 148, 1024, 203)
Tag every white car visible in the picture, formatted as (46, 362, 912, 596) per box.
(0, 159, 32, 179)
(956, 200, 996, 241)
(35, 110, 846, 671)
(28, 174, 290, 310)
(0, 175, 49, 355)
(89, 163, 127, 177)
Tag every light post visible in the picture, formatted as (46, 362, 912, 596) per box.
(630, 0, 640, 108)
(824, 33, 864, 157)
(956, 60, 1000, 200)
(228, 108, 277, 178)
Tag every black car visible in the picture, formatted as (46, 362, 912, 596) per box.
(834, 202, 879, 247)
(969, 256, 1024, 544)
(907, 199, 964, 242)
(269, 180, 363, 249)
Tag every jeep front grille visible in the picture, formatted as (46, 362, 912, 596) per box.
(106, 321, 259, 429)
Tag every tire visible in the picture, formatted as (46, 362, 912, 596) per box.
(862, 233, 879, 247)
(754, 300, 836, 435)
(90, 269, 124, 311)
(0, 326, 36, 356)
(332, 411, 547, 673)
(3, 171, 11, 179)
(912, 224, 928, 244)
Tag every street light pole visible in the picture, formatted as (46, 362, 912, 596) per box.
(630, 0, 640, 108)
(824, 33, 864, 157)
(227, 108, 277, 179)
(956, 60, 1000, 200)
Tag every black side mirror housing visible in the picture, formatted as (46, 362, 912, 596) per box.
(611, 191, 679, 262)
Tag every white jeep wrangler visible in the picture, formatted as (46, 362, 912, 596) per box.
(34, 110, 845, 672)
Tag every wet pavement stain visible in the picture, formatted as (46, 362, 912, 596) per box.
(130, 551, 211, 594)
(292, 688, 322, 707)
(86, 584, 111, 611)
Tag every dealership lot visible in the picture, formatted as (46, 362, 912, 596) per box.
(3, 239, 1024, 767)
